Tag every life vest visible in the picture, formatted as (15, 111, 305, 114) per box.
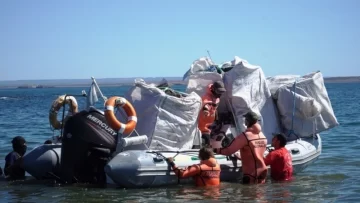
(241, 130, 268, 184)
(173, 158, 221, 187)
(198, 84, 220, 133)
(214, 123, 268, 184)
(194, 159, 221, 186)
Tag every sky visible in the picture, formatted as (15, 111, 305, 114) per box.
(0, 0, 359, 81)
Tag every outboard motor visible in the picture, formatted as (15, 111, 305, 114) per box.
(60, 107, 117, 185)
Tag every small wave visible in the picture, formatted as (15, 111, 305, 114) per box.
(0, 97, 19, 101)
(340, 121, 360, 127)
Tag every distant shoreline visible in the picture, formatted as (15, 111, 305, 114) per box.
(323, 76, 360, 83)
(0, 76, 359, 89)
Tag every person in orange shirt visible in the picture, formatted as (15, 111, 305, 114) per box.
(213, 111, 268, 184)
(264, 133, 293, 181)
(166, 147, 221, 187)
(198, 81, 226, 147)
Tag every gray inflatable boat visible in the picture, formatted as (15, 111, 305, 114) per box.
(105, 135, 321, 188)
(23, 143, 62, 180)
(23, 134, 321, 188)
(21, 73, 326, 187)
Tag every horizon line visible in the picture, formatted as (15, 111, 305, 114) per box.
(0, 76, 182, 82)
(1, 75, 360, 82)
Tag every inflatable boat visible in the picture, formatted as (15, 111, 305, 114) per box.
(22, 56, 338, 188)
(23, 106, 322, 188)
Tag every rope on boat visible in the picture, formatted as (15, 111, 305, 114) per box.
(115, 103, 184, 184)
(146, 150, 197, 185)
(288, 80, 300, 139)
(287, 79, 319, 140)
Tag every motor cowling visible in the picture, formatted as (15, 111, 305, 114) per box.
(60, 108, 117, 185)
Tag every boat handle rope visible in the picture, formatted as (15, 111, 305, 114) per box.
(146, 150, 191, 185)
(288, 80, 300, 140)
(286, 78, 318, 141)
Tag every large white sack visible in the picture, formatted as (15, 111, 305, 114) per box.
(185, 57, 223, 97)
(271, 71, 339, 139)
(117, 79, 202, 151)
(266, 75, 300, 96)
(222, 56, 281, 142)
(182, 57, 216, 81)
(185, 72, 223, 97)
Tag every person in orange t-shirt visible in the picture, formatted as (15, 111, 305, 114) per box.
(264, 133, 293, 181)
(198, 81, 226, 147)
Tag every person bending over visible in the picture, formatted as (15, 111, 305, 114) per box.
(213, 111, 268, 184)
(198, 81, 226, 147)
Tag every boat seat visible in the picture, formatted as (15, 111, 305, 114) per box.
(90, 147, 112, 157)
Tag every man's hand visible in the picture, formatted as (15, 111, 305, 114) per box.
(166, 157, 174, 163)
(166, 157, 175, 167)
(267, 147, 274, 152)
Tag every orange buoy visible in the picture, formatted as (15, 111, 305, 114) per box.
(104, 96, 137, 135)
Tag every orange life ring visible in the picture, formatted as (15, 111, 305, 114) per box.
(104, 96, 137, 135)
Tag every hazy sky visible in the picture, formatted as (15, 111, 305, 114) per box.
(0, 0, 359, 81)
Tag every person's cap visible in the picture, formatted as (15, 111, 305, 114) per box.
(212, 81, 226, 93)
(12, 136, 26, 145)
(243, 111, 260, 122)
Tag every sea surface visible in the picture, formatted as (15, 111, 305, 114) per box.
(0, 83, 359, 202)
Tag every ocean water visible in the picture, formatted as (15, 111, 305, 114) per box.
(0, 83, 358, 202)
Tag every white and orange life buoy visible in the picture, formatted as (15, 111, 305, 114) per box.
(104, 96, 137, 135)
(49, 95, 78, 130)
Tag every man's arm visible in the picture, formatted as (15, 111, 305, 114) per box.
(4, 155, 23, 177)
(166, 158, 201, 178)
(4, 153, 16, 176)
(214, 134, 246, 156)
(172, 164, 201, 178)
(264, 151, 277, 165)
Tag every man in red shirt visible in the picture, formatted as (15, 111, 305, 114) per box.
(264, 133, 293, 181)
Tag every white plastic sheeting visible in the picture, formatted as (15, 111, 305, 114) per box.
(182, 57, 217, 81)
(117, 79, 202, 151)
(221, 56, 282, 142)
(185, 72, 223, 98)
(113, 56, 338, 151)
(268, 71, 339, 139)
(184, 56, 223, 97)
